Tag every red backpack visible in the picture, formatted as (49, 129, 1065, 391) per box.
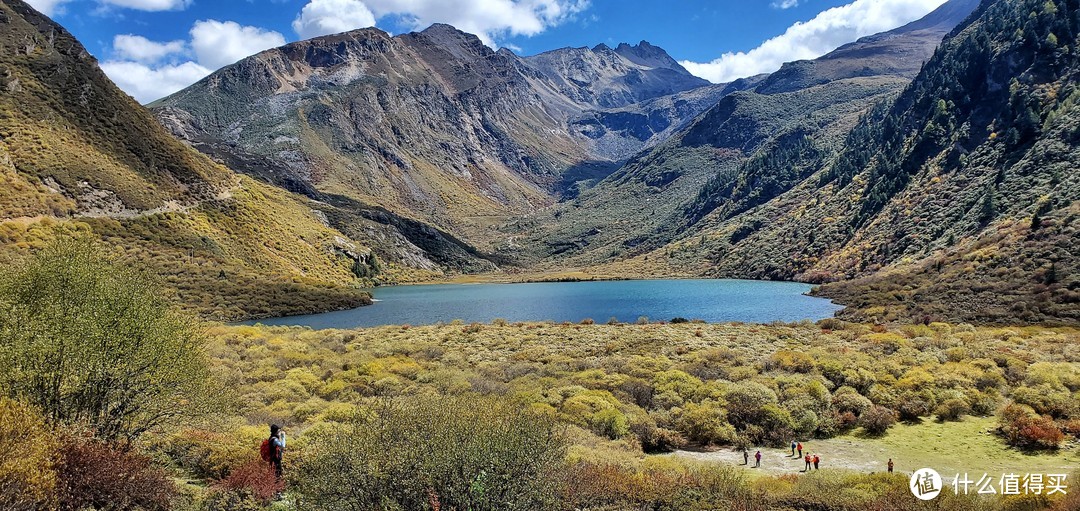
(259, 438, 273, 462)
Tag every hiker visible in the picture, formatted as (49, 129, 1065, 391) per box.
(754, 450, 762, 468)
(261, 424, 285, 478)
(797, 441, 803, 458)
(887, 458, 894, 473)
(804, 453, 812, 471)
(813, 454, 820, 470)
(790, 440, 796, 456)
(743, 449, 749, 465)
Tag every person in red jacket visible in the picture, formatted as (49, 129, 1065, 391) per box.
(813, 454, 820, 470)
(804, 453, 812, 471)
(754, 450, 762, 468)
(797, 441, 803, 458)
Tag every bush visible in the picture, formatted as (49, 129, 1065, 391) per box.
(290, 394, 567, 511)
(564, 459, 752, 511)
(218, 458, 284, 505)
(724, 381, 778, 430)
(832, 387, 872, 416)
(764, 350, 816, 373)
(935, 398, 971, 422)
(999, 403, 1065, 450)
(191, 487, 266, 511)
(0, 239, 213, 440)
(676, 400, 736, 445)
(0, 398, 58, 511)
(55, 436, 176, 511)
(859, 405, 897, 436)
(895, 389, 936, 421)
(159, 428, 261, 480)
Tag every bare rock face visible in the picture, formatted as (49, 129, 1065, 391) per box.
(150, 25, 728, 248)
(525, 41, 709, 109)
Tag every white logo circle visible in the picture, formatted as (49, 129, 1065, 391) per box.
(910, 468, 943, 500)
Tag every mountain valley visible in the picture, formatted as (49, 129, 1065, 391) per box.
(1, 0, 1076, 325)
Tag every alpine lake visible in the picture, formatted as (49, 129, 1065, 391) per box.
(242, 279, 843, 329)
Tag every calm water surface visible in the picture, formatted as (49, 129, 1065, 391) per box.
(242, 279, 843, 329)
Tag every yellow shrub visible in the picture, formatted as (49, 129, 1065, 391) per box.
(0, 398, 58, 510)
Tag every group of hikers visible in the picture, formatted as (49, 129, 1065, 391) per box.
(742, 440, 897, 474)
(742, 440, 822, 471)
(262, 425, 898, 481)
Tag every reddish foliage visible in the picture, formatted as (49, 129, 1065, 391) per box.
(55, 436, 175, 511)
(1000, 404, 1065, 449)
(837, 411, 858, 429)
(219, 458, 284, 504)
(1058, 418, 1080, 437)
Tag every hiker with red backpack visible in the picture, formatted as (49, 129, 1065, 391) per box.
(260, 424, 286, 478)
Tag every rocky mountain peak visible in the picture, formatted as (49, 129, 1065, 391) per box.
(524, 39, 709, 109)
(413, 23, 492, 60)
(275, 26, 393, 70)
(614, 40, 685, 72)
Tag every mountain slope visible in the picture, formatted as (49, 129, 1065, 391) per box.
(150, 26, 736, 255)
(601, 0, 1078, 324)
(0, 0, 388, 320)
(755, 0, 981, 94)
(519, 0, 978, 269)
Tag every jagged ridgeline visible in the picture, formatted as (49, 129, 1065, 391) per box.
(0, 0, 379, 320)
(149, 24, 736, 255)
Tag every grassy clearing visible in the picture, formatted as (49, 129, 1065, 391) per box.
(672, 416, 1079, 478)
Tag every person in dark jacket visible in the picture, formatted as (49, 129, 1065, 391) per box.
(269, 424, 285, 478)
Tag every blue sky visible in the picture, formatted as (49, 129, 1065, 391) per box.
(26, 0, 949, 103)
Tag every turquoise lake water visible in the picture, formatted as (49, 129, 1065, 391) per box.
(242, 279, 843, 329)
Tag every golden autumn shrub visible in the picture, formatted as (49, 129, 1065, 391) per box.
(0, 398, 58, 511)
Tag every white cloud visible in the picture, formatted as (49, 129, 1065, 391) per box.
(293, 0, 377, 40)
(190, 20, 286, 69)
(681, 0, 948, 84)
(99, 0, 192, 11)
(772, 0, 800, 9)
(99, 60, 212, 103)
(292, 0, 589, 45)
(101, 20, 285, 103)
(113, 34, 186, 63)
(24, 0, 72, 16)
